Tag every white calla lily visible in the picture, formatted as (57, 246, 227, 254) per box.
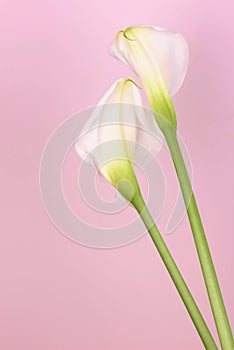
(109, 27, 234, 350)
(75, 78, 162, 203)
(109, 25, 189, 129)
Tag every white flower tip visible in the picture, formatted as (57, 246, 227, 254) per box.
(125, 78, 141, 89)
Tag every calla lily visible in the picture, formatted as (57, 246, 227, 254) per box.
(75, 78, 162, 203)
(74, 80, 224, 350)
(109, 27, 234, 350)
(109, 25, 189, 130)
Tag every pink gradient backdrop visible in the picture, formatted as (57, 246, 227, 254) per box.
(0, 0, 233, 349)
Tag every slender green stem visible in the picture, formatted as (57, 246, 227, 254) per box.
(131, 193, 218, 350)
(164, 126, 234, 350)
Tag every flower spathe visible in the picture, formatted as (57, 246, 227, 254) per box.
(75, 78, 162, 202)
(109, 25, 189, 130)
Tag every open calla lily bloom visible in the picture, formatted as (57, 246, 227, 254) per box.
(109, 25, 189, 130)
(75, 78, 162, 202)
(73, 25, 234, 350)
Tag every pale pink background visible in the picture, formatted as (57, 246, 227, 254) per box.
(0, 0, 234, 349)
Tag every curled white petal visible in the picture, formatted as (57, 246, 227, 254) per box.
(109, 26, 189, 97)
(75, 78, 163, 188)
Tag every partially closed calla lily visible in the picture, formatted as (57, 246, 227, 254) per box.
(75, 78, 162, 203)
(109, 25, 189, 130)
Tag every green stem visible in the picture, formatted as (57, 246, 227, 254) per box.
(164, 126, 234, 350)
(131, 193, 218, 350)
